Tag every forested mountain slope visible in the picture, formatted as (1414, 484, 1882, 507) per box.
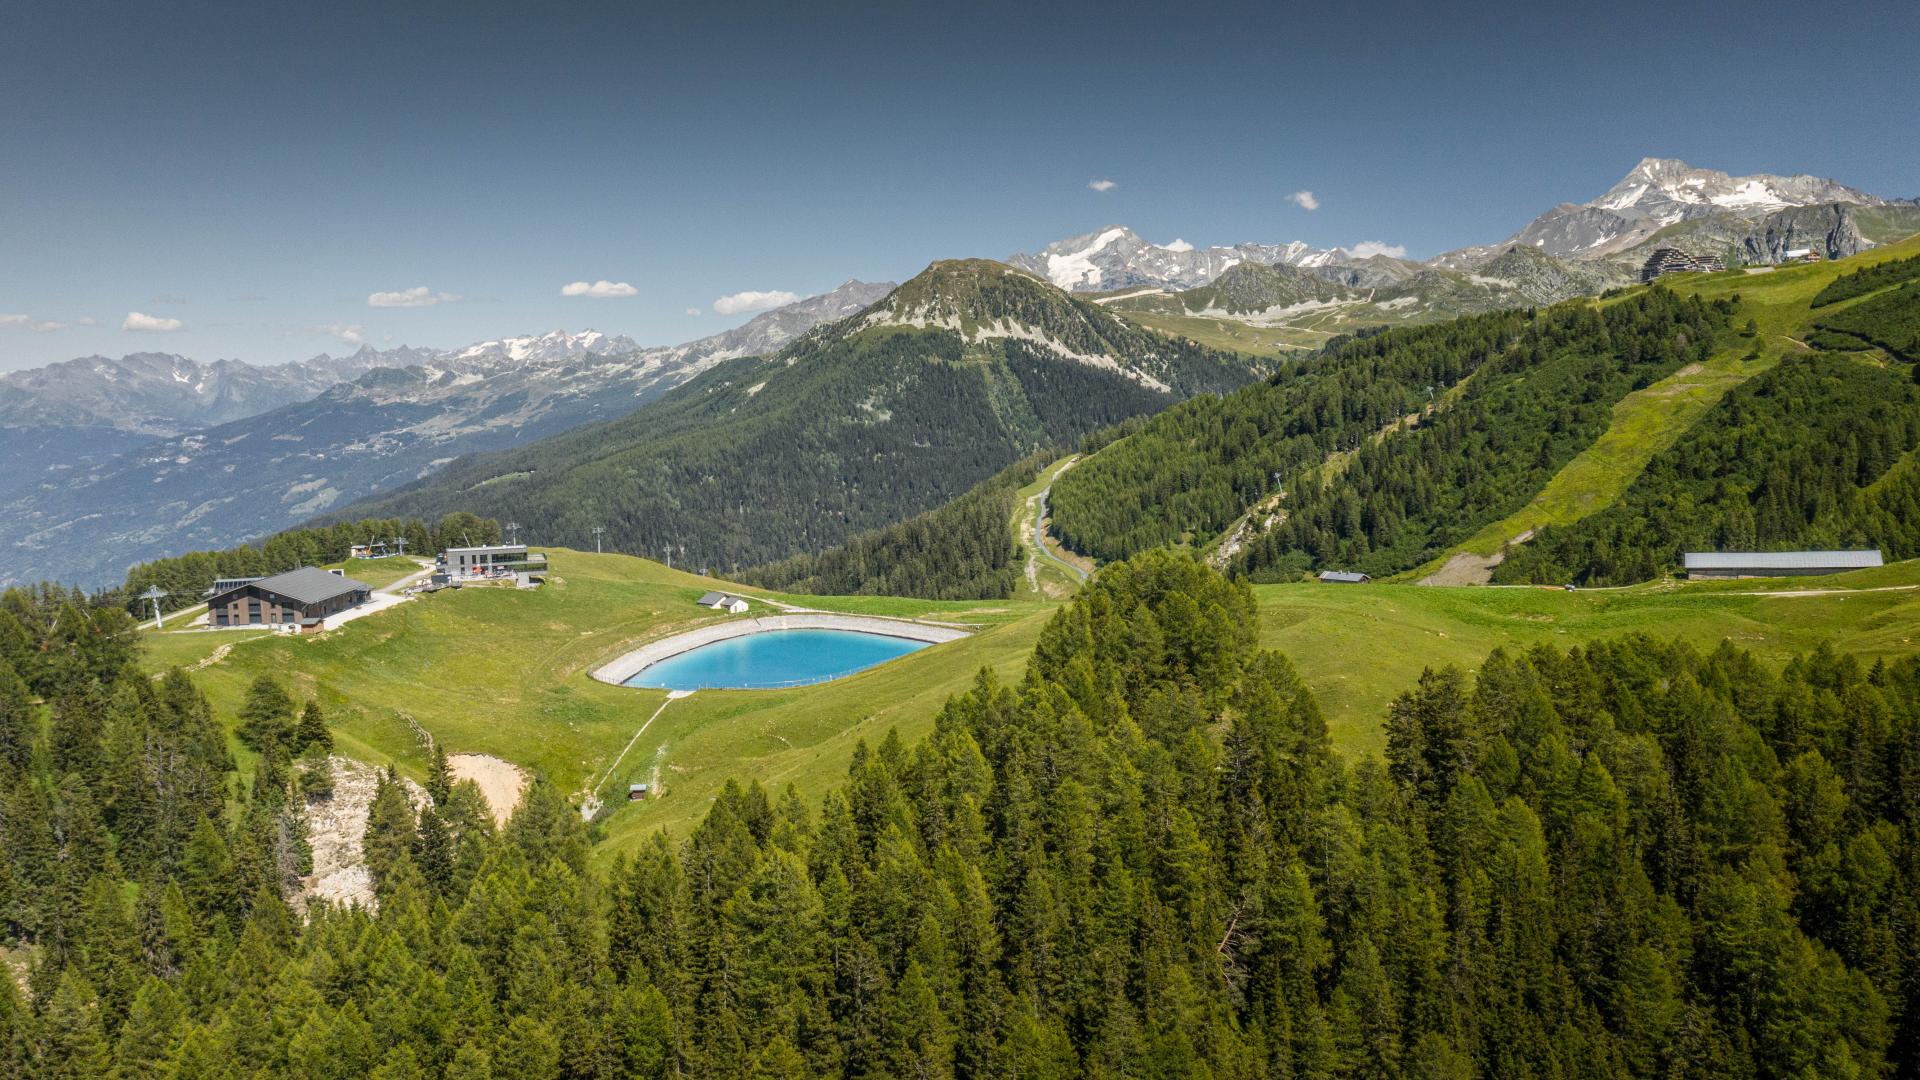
(1811, 280, 1920, 361)
(6, 554, 1919, 1075)
(1231, 290, 1729, 579)
(741, 451, 1051, 601)
(332, 261, 1265, 574)
(1051, 289, 1733, 564)
(1495, 352, 1920, 585)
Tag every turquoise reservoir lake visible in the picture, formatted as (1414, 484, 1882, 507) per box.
(620, 627, 931, 690)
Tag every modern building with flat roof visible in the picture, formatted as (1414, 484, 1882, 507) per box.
(440, 543, 547, 579)
(1682, 550, 1883, 579)
(207, 566, 372, 629)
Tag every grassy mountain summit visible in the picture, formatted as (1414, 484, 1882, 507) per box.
(860, 258, 1256, 393)
(328, 260, 1266, 573)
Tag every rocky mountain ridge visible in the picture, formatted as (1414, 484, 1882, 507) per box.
(1020, 159, 1915, 295)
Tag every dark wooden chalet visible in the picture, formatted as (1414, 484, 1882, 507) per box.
(207, 566, 372, 629)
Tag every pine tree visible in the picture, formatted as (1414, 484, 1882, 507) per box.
(0, 658, 34, 775)
(427, 742, 451, 804)
(112, 977, 186, 1079)
(236, 675, 295, 752)
(415, 805, 455, 894)
(37, 968, 110, 1080)
(294, 699, 333, 755)
(363, 768, 418, 894)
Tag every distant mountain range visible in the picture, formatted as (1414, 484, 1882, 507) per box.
(0, 281, 892, 586)
(0, 349, 402, 435)
(1009, 159, 1920, 297)
(327, 260, 1267, 574)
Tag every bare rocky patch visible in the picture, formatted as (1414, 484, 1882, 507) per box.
(301, 756, 427, 911)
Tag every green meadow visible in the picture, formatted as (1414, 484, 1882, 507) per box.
(139, 543, 1920, 854)
(140, 549, 1053, 854)
(1259, 562, 1920, 756)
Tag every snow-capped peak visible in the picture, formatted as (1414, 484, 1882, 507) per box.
(1008, 227, 1354, 293)
(1589, 158, 1879, 219)
(448, 328, 639, 364)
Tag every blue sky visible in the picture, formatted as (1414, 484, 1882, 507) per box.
(2, 0, 1915, 371)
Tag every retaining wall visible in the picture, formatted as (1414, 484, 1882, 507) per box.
(590, 612, 971, 686)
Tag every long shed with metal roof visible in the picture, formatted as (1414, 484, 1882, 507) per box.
(1681, 550, 1883, 579)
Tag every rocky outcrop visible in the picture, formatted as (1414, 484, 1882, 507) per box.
(1743, 203, 1871, 263)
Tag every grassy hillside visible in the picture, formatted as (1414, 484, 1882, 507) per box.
(1260, 559, 1920, 756)
(1010, 453, 1091, 600)
(138, 541, 1920, 857)
(139, 548, 1056, 853)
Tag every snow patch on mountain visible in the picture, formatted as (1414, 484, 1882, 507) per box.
(1009, 227, 1373, 293)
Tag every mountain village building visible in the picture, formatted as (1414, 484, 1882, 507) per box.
(696, 591, 752, 613)
(1639, 247, 1725, 282)
(207, 566, 372, 630)
(439, 543, 548, 580)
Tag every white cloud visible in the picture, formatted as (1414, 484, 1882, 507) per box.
(306, 323, 366, 345)
(0, 314, 68, 332)
(123, 311, 184, 332)
(1348, 241, 1408, 259)
(561, 280, 638, 299)
(712, 289, 800, 316)
(1164, 238, 1195, 253)
(1290, 190, 1320, 211)
(1088, 178, 1117, 192)
(685, 307, 703, 317)
(368, 285, 458, 308)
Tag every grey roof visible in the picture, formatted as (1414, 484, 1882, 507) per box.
(215, 566, 372, 606)
(1683, 550, 1883, 571)
(696, 591, 730, 606)
(1318, 570, 1371, 583)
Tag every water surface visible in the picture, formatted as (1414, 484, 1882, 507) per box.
(622, 627, 930, 690)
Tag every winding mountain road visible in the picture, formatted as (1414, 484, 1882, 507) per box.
(1027, 466, 1090, 585)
